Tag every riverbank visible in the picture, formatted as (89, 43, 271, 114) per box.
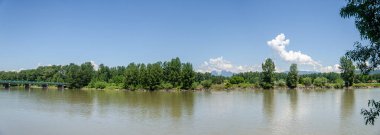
(5, 83, 380, 91)
(71, 83, 380, 91)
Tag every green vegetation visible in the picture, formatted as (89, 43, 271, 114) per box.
(361, 100, 380, 125)
(286, 64, 298, 89)
(340, 0, 380, 74)
(313, 77, 328, 87)
(260, 58, 275, 89)
(301, 77, 312, 87)
(339, 57, 355, 87)
(340, 0, 380, 125)
(200, 80, 212, 89)
(1, 57, 380, 91)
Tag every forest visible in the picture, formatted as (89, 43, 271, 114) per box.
(0, 57, 380, 90)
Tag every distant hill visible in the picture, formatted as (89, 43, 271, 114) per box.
(210, 70, 321, 77)
(208, 69, 380, 77)
(211, 70, 234, 77)
(370, 69, 380, 74)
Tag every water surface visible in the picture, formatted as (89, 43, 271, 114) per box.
(0, 88, 379, 135)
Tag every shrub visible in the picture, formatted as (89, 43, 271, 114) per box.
(224, 81, 232, 89)
(160, 82, 173, 90)
(334, 78, 345, 88)
(276, 79, 286, 87)
(238, 83, 253, 89)
(191, 82, 200, 90)
(301, 77, 313, 87)
(230, 76, 245, 84)
(314, 77, 328, 87)
(201, 80, 212, 89)
(94, 81, 107, 89)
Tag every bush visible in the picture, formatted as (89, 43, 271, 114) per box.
(334, 78, 345, 88)
(314, 77, 328, 87)
(191, 82, 200, 90)
(201, 80, 212, 89)
(224, 81, 231, 89)
(94, 81, 107, 89)
(353, 83, 380, 88)
(160, 82, 174, 90)
(106, 83, 123, 89)
(301, 77, 313, 87)
(276, 79, 286, 87)
(230, 76, 245, 84)
(238, 83, 253, 89)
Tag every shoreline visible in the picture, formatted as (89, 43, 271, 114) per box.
(4, 84, 380, 91)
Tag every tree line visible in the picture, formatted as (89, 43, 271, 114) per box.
(1, 56, 379, 90)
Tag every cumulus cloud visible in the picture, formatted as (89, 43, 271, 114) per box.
(320, 64, 340, 73)
(267, 33, 340, 72)
(267, 33, 321, 67)
(90, 60, 99, 71)
(198, 56, 260, 74)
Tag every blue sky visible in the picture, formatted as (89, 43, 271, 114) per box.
(0, 0, 361, 72)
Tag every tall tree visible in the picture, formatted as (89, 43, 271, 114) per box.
(79, 62, 95, 87)
(181, 63, 195, 89)
(339, 57, 356, 87)
(96, 64, 111, 82)
(124, 63, 139, 89)
(146, 63, 163, 90)
(261, 58, 275, 89)
(286, 63, 298, 89)
(138, 64, 148, 88)
(64, 63, 82, 89)
(340, 0, 380, 74)
(165, 57, 182, 87)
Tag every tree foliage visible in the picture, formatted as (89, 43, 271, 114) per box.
(361, 100, 380, 125)
(339, 57, 356, 87)
(261, 58, 275, 89)
(286, 64, 299, 89)
(301, 77, 313, 87)
(181, 63, 195, 89)
(340, 0, 380, 73)
(313, 77, 328, 87)
(230, 76, 245, 84)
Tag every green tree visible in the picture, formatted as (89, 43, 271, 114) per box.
(361, 100, 380, 125)
(201, 80, 212, 89)
(313, 77, 328, 87)
(124, 63, 139, 90)
(79, 62, 95, 88)
(260, 58, 275, 89)
(65, 63, 93, 89)
(64, 64, 80, 89)
(164, 57, 182, 87)
(286, 64, 299, 89)
(146, 63, 163, 90)
(230, 76, 245, 84)
(301, 77, 312, 87)
(96, 64, 111, 82)
(339, 57, 355, 87)
(181, 63, 195, 90)
(340, 0, 380, 73)
(139, 64, 148, 88)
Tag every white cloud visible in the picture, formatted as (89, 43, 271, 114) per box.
(267, 33, 321, 67)
(198, 56, 260, 74)
(320, 64, 340, 73)
(90, 60, 99, 71)
(267, 33, 340, 73)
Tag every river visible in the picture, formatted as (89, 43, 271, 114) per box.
(0, 88, 379, 135)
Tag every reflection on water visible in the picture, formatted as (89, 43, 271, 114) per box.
(0, 88, 379, 135)
(341, 90, 355, 118)
(263, 90, 275, 121)
(287, 90, 298, 116)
